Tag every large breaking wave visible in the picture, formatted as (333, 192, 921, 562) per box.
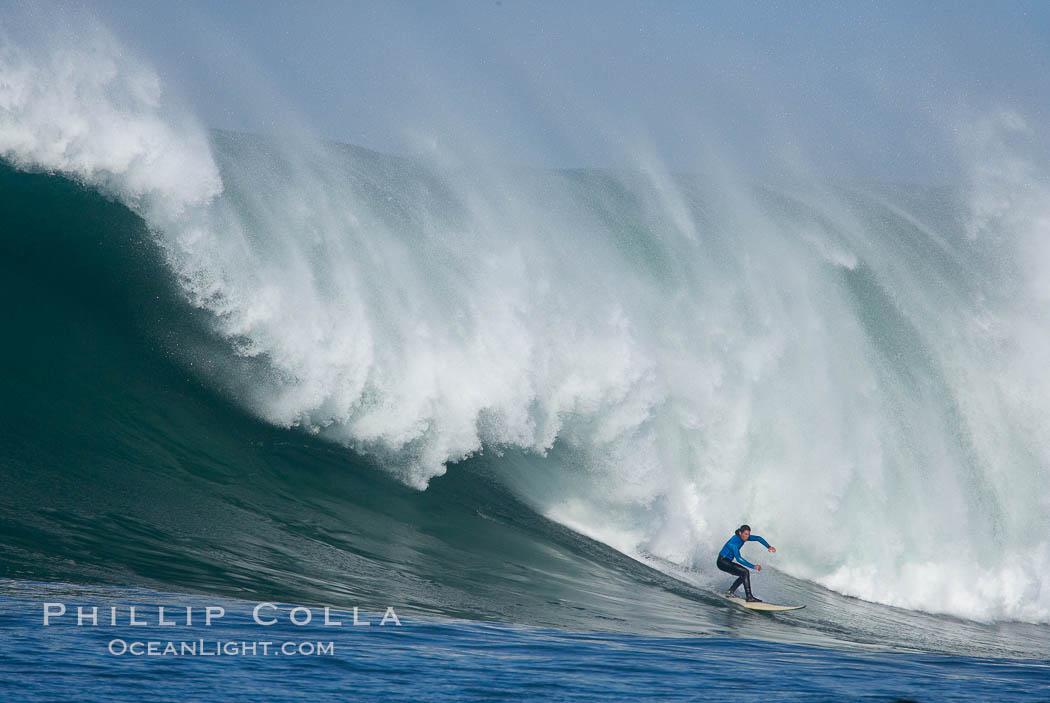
(2, 14, 1049, 628)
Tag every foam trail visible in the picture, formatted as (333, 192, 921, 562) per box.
(1, 13, 1048, 625)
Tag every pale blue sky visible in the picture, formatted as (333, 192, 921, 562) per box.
(30, 1, 1050, 183)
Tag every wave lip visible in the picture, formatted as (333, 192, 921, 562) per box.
(0, 14, 221, 220)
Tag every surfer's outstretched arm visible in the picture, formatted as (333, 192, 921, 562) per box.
(748, 534, 776, 553)
(730, 544, 756, 569)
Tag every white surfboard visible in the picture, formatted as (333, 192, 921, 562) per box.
(726, 595, 804, 611)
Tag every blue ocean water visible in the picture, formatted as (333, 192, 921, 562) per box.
(2, 582, 1047, 702)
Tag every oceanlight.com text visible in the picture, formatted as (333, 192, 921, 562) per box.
(107, 639, 335, 657)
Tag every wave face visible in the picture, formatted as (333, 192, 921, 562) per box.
(2, 18, 1050, 636)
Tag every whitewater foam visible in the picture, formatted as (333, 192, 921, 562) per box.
(0, 16, 221, 219)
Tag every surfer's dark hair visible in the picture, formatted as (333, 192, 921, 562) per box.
(735, 524, 751, 535)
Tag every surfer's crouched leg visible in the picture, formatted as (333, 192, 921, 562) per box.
(716, 556, 753, 598)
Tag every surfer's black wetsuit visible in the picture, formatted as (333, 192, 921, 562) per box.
(716, 533, 770, 599)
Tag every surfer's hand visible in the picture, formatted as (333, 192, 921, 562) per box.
(767, 546, 776, 553)
(754, 564, 762, 571)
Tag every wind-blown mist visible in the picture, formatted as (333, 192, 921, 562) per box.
(2, 16, 1048, 626)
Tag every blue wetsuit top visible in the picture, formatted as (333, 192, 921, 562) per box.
(718, 534, 770, 569)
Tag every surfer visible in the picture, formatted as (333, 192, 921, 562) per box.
(717, 524, 775, 602)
